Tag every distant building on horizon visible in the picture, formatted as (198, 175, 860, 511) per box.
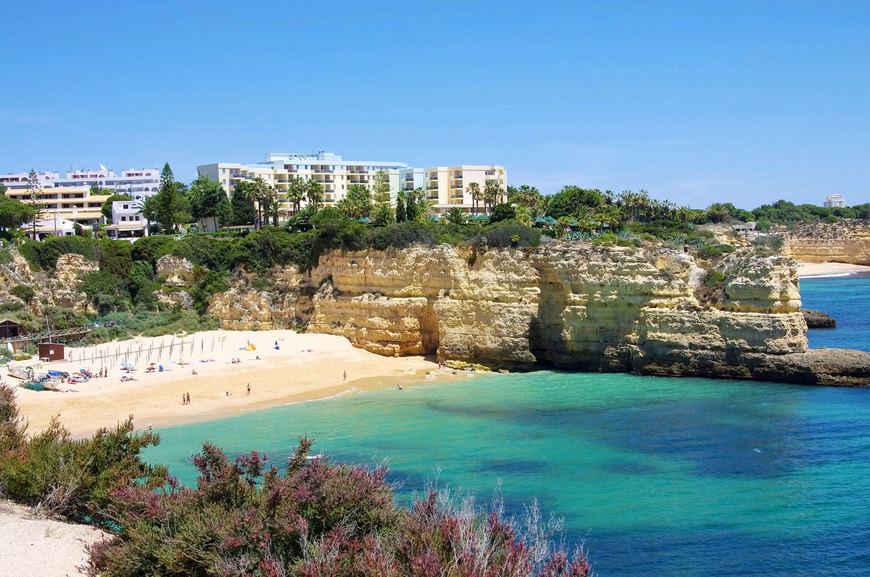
(197, 151, 507, 217)
(823, 194, 847, 208)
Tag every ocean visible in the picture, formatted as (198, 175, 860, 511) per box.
(144, 274, 870, 576)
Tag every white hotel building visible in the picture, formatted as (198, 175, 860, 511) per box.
(0, 167, 161, 202)
(197, 151, 507, 214)
(0, 166, 161, 237)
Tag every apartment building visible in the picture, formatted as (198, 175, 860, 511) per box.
(405, 165, 508, 210)
(0, 167, 161, 200)
(198, 152, 408, 212)
(4, 185, 110, 232)
(197, 152, 507, 215)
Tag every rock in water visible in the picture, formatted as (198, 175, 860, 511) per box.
(802, 308, 837, 328)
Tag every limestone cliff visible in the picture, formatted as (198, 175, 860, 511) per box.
(208, 265, 309, 331)
(208, 241, 870, 386)
(781, 222, 870, 265)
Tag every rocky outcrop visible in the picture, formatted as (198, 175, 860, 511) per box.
(156, 255, 199, 286)
(154, 290, 194, 310)
(781, 222, 870, 265)
(802, 309, 836, 328)
(206, 242, 870, 386)
(46, 254, 97, 314)
(207, 265, 308, 331)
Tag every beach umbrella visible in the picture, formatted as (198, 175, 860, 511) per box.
(121, 361, 134, 371)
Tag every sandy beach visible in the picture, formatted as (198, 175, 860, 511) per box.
(5, 330, 453, 438)
(796, 261, 870, 278)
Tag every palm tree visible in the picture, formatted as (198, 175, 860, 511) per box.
(705, 203, 731, 223)
(140, 195, 159, 235)
(512, 185, 540, 210)
(287, 176, 306, 214)
(249, 177, 270, 228)
(445, 206, 468, 226)
(483, 182, 504, 214)
(305, 178, 324, 209)
(466, 182, 480, 215)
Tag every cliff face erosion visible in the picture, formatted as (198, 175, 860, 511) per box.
(208, 242, 870, 386)
(781, 222, 870, 265)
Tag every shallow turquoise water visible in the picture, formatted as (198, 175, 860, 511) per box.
(144, 277, 870, 576)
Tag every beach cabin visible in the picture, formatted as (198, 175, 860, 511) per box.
(0, 319, 21, 339)
(38, 342, 65, 362)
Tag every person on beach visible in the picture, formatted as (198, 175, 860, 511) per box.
(397, 384, 403, 390)
(247, 383, 251, 395)
(343, 371, 347, 381)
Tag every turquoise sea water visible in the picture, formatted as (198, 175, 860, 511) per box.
(145, 276, 870, 576)
(801, 273, 870, 352)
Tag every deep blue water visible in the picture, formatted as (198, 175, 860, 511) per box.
(802, 274, 870, 352)
(144, 276, 870, 576)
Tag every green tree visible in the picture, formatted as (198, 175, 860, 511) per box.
(0, 183, 6, 196)
(140, 196, 159, 235)
(188, 175, 227, 230)
(287, 176, 306, 214)
(489, 202, 516, 223)
(509, 185, 541, 212)
(370, 201, 395, 227)
(483, 182, 504, 214)
(466, 182, 481, 215)
(705, 203, 732, 223)
(444, 206, 468, 225)
(26, 169, 45, 240)
(101, 194, 132, 220)
(305, 178, 324, 209)
(337, 184, 372, 219)
(0, 195, 36, 233)
(155, 163, 178, 233)
(372, 170, 391, 203)
(395, 190, 407, 222)
(230, 182, 257, 226)
(546, 186, 605, 219)
(250, 177, 274, 228)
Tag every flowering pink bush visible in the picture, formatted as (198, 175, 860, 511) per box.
(83, 436, 590, 576)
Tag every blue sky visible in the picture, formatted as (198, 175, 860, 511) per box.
(2, 0, 868, 209)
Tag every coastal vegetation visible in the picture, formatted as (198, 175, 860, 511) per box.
(2, 169, 865, 347)
(0, 385, 591, 576)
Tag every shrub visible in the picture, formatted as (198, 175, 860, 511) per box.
(131, 236, 177, 269)
(490, 202, 517, 223)
(0, 388, 167, 523)
(368, 222, 435, 250)
(752, 234, 783, 255)
(18, 236, 99, 270)
(479, 220, 541, 248)
(174, 235, 240, 271)
(85, 437, 590, 577)
(696, 243, 736, 259)
(10, 285, 34, 303)
(593, 233, 616, 246)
